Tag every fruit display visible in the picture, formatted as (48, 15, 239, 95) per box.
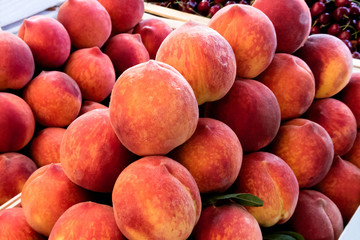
(1, 0, 360, 239)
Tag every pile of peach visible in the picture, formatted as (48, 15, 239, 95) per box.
(0, 0, 360, 239)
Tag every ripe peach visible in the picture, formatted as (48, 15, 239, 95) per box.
(97, 0, 144, 34)
(231, 151, 299, 227)
(18, 15, 71, 68)
(205, 79, 281, 153)
(343, 131, 360, 169)
(112, 156, 201, 240)
(79, 100, 108, 116)
(0, 152, 37, 205)
(49, 202, 125, 240)
(103, 33, 149, 76)
(0, 92, 35, 152)
(270, 118, 334, 188)
(156, 21, 236, 105)
(289, 190, 344, 240)
(208, 4, 277, 78)
(23, 71, 82, 127)
(253, 0, 311, 53)
(305, 98, 357, 156)
(169, 118, 242, 193)
(64, 47, 115, 102)
(60, 109, 134, 192)
(295, 34, 352, 98)
(256, 53, 315, 120)
(315, 156, 360, 223)
(133, 18, 172, 59)
(57, 0, 111, 49)
(21, 163, 90, 236)
(29, 127, 66, 167)
(0, 31, 34, 90)
(0, 208, 46, 240)
(193, 204, 262, 240)
(109, 60, 199, 156)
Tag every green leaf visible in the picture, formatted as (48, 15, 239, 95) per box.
(202, 193, 263, 208)
(263, 231, 305, 240)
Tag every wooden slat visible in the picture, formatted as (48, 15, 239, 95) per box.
(353, 59, 360, 73)
(0, 193, 21, 211)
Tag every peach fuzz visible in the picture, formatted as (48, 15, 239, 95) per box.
(0, 152, 37, 205)
(103, 33, 149, 76)
(0, 208, 46, 240)
(169, 118, 242, 193)
(270, 118, 334, 188)
(0, 92, 35, 153)
(57, 0, 111, 49)
(133, 18, 173, 59)
(305, 98, 357, 156)
(343, 131, 360, 168)
(289, 190, 344, 240)
(23, 71, 82, 127)
(78, 100, 107, 116)
(60, 109, 135, 192)
(18, 15, 71, 69)
(337, 72, 360, 128)
(231, 151, 299, 227)
(0, 31, 34, 90)
(204, 79, 281, 153)
(49, 202, 125, 240)
(109, 60, 199, 156)
(29, 127, 66, 167)
(21, 163, 90, 236)
(253, 0, 311, 54)
(97, 0, 144, 34)
(156, 21, 236, 105)
(112, 156, 201, 240)
(64, 47, 115, 102)
(315, 156, 360, 223)
(193, 204, 262, 240)
(208, 4, 276, 78)
(295, 34, 352, 98)
(256, 53, 315, 120)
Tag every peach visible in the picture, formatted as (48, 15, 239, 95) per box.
(21, 163, 90, 236)
(156, 21, 236, 105)
(109, 60, 199, 156)
(112, 156, 201, 240)
(0, 31, 34, 90)
(204, 79, 281, 153)
(193, 204, 262, 240)
(0, 92, 35, 152)
(270, 118, 334, 188)
(337, 72, 360, 128)
(133, 18, 173, 59)
(256, 53, 315, 120)
(49, 202, 125, 239)
(103, 33, 149, 76)
(169, 118, 242, 193)
(305, 98, 357, 156)
(289, 190, 344, 240)
(29, 127, 66, 167)
(18, 15, 71, 69)
(315, 156, 360, 223)
(231, 151, 299, 227)
(208, 4, 277, 78)
(295, 34, 352, 98)
(97, 0, 144, 34)
(64, 47, 115, 102)
(0, 208, 46, 240)
(79, 100, 107, 116)
(23, 71, 82, 127)
(60, 109, 134, 192)
(57, 0, 111, 49)
(343, 131, 360, 169)
(253, 0, 311, 53)
(0, 152, 37, 205)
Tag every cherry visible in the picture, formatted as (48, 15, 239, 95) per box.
(338, 29, 351, 40)
(214, 0, 227, 3)
(197, 0, 211, 15)
(342, 39, 354, 52)
(311, 2, 326, 17)
(318, 12, 331, 25)
(311, 25, 321, 34)
(225, 1, 236, 6)
(208, 4, 221, 17)
(356, 19, 360, 30)
(334, 0, 350, 7)
(352, 51, 360, 59)
(350, 5, 360, 17)
(327, 23, 341, 35)
(239, 0, 249, 4)
(332, 7, 350, 21)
